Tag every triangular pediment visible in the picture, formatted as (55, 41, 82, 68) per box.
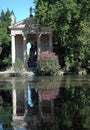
(9, 17, 52, 34)
(9, 17, 37, 30)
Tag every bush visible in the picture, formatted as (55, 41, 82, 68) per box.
(13, 58, 24, 74)
(37, 51, 60, 75)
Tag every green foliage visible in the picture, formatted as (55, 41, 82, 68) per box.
(0, 105, 12, 125)
(35, 1, 48, 25)
(65, 54, 77, 72)
(0, 9, 14, 70)
(35, 0, 90, 73)
(13, 58, 24, 74)
(37, 51, 60, 75)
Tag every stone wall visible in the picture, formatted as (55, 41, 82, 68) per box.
(41, 34, 49, 52)
(15, 35, 23, 61)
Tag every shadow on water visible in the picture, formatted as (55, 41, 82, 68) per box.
(0, 75, 90, 130)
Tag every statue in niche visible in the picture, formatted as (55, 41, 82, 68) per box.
(28, 43, 37, 67)
(29, 44, 35, 59)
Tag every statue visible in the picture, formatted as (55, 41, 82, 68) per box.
(29, 44, 35, 59)
(10, 14, 16, 25)
(30, 7, 33, 17)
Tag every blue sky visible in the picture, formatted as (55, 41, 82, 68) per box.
(0, 0, 35, 22)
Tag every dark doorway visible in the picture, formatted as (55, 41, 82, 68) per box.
(28, 42, 37, 67)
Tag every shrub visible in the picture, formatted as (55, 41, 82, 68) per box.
(64, 55, 77, 72)
(37, 51, 60, 75)
(13, 58, 24, 75)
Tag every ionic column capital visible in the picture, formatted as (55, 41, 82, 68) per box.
(22, 33, 27, 40)
(10, 34, 16, 37)
(37, 33, 42, 38)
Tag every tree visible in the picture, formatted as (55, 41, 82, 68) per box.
(35, 0, 90, 72)
(0, 9, 14, 70)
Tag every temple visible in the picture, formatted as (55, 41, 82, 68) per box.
(9, 10, 53, 69)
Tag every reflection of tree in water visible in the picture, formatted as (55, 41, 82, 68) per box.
(9, 76, 89, 130)
(0, 90, 12, 105)
(53, 86, 90, 130)
(36, 76, 90, 130)
(0, 89, 12, 129)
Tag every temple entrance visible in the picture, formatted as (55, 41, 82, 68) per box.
(27, 42, 37, 67)
(27, 34, 37, 68)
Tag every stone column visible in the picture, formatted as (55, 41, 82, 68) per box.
(23, 34, 27, 69)
(11, 34, 15, 64)
(24, 85, 28, 116)
(12, 88, 17, 116)
(49, 33, 53, 52)
(12, 80, 17, 119)
(37, 33, 41, 56)
(38, 93, 42, 117)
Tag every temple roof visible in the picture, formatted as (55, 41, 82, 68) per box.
(9, 17, 36, 29)
(9, 17, 52, 35)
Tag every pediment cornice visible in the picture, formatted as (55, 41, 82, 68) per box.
(9, 17, 52, 34)
(9, 17, 37, 30)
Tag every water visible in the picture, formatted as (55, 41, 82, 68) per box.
(0, 75, 90, 130)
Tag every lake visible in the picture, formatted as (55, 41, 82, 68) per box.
(0, 75, 90, 130)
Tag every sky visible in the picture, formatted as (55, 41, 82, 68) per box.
(0, 0, 35, 22)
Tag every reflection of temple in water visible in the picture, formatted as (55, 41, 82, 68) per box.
(12, 81, 59, 129)
(1, 77, 89, 130)
(0, 76, 62, 129)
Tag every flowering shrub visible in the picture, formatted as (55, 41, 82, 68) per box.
(37, 51, 60, 75)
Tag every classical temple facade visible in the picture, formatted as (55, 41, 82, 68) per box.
(9, 13, 53, 69)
